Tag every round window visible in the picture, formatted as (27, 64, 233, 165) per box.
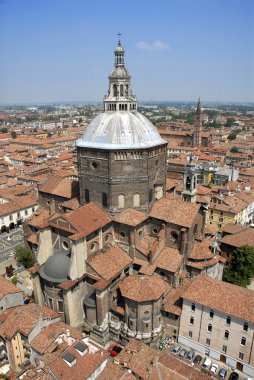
(171, 231, 178, 241)
(90, 242, 96, 251)
(104, 234, 110, 242)
(120, 232, 125, 238)
(91, 162, 98, 169)
(152, 228, 158, 235)
(62, 240, 69, 250)
(138, 230, 142, 237)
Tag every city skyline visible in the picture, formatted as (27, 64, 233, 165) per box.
(0, 0, 253, 104)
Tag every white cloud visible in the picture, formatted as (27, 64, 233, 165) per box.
(137, 40, 171, 52)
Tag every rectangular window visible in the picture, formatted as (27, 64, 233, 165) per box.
(206, 338, 211, 346)
(226, 317, 231, 325)
(191, 303, 195, 312)
(222, 345, 227, 353)
(189, 331, 192, 338)
(239, 352, 244, 360)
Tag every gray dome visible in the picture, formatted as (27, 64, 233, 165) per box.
(39, 252, 70, 283)
(76, 111, 166, 150)
(110, 66, 130, 78)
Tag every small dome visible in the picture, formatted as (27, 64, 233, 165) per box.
(39, 252, 70, 283)
(76, 111, 166, 150)
(115, 42, 124, 53)
(109, 66, 130, 78)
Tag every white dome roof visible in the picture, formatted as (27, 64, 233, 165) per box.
(76, 111, 166, 150)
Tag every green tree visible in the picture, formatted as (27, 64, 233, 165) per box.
(230, 146, 239, 153)
(14, 246, 35, 269)
(223, 246, 254, 287)
(11, 131, 17, 139)
(228, 129, 240, 141)
(0, 127, 8, 133)
(225, 118, 235, 127)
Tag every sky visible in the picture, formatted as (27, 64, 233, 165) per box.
(0, 0, 253, 104)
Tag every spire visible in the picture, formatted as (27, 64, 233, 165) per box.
(114, 33, 125, 66)
(193, 98, 202, 148)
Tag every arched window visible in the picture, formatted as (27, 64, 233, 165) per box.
(191, 303, 195, 312)
(190, 316, 194, 325)
(125, 84, 129, 96)
(118, 194, 125, 209)
(207, 324, 212, 333)
(113, 84, 117, 97)
(171, 231, 178, 242)
(120, 84, 123, 97)
(210, 310, 214, 319)
(85, 189, 90, 203)
(243, 322, 248, 332)
(224, 330, 229, 339)
(133, 193, 140, 208)
(102, 192, 107, 207)
(125, 104, 127, 110)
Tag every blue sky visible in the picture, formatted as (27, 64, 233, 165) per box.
(0, 0, 253, 104)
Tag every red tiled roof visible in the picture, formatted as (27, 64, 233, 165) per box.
(149, 196, 200, 228)
(119, 274, 169, 302)
(182, 275, 254, 323)
(114, 208, 148, 226)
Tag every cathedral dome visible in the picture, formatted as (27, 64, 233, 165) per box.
(76, 110, 166, 150)
(39, 252, 70, 283)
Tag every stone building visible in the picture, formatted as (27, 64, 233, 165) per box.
(179, 275, 254, 377)
(76, 39, 167, 213)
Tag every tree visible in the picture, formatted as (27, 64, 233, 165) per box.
(0, 127, 8, 133)
(223, 246, 254, 287)
(78, 118, 83, 124)
(11, 131, 17, 139)
(230, 146, 239, 153)
(225, 118, 235, 127)
(228, 129, 240, 141)
(14, 246, 35, 269)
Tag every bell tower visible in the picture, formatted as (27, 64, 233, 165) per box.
(182, 156, 198, 203)
(193, 98, 202, 148)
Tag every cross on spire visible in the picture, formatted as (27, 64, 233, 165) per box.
(117, 32, 122, 43)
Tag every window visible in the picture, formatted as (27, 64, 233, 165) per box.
(241, 337, 246, 346)
(32, 207, 35, 212)
(191, 303, 195, 312)
(243, 322, 248, 332)
(190, 316, 194, 325)
(206, 338, 211, 346)
(113, 84, 117, 97)
(171, 231, 178, 242)
(152, 228, 158, 235)
(133, 193, 140, 208)
(102, 192, 107, 207)
(224, 330, 229, 340)
(207, 324, 212, 333)
(120, 84, 123, 97)
(146, 323, 148, 328)
(209, 310, 214, 319)
(222, 345, 227, 354)
(120, 231, 125, 238)
(62, 240, 69, 250)
(118, 194, 125, 209)
(239, 352, 244, 361)
(90, 242, 96, 251)
(58, 301, 64, 313)
(91, 161, 97, 169)
(189, 331, 193, 338)
(85, 189, 90, 203)
(25, 210, 28, 216)
(9, 215, 13, 221)
(226, 316, 231, 326)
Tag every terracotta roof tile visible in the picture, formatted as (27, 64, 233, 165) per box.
(119, 274, 169, 302)
(149, 196, 200, 228)
(183, 275, 254, 323)
(0, 276, 23, 301)
(114, 208, 148, 226)
(87, 245, 132, 281)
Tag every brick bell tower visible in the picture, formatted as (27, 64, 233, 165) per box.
(76, 37, 167, 214)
